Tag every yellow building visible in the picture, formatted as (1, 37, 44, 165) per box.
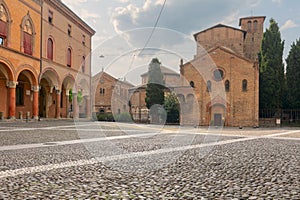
(0, 0, 95, 120)
(0, 0, 41, 119)
(39, 0, 95, 118)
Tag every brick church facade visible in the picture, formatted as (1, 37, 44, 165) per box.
(0, 0, 94, 119)
(176, 16, 265, 126)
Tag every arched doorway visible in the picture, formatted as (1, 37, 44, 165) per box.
(0, 62, 14, 119)
(62, 75, 75, 118)
(210, 104, 226, 126)
(78, 78, 90, 118)
(16, 69, 38, 119)
(39, 69, 59, 118)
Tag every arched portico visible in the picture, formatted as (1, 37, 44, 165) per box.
(78, 78, 90, 118)
(0, 61, 14, 119)
(39, 68, 60, 118)
(16, 69, 38, 119)
(61, 74, 76, 118)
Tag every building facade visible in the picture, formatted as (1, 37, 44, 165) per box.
(0, 0, 41, 119)
(93, 71, 134, 116)
(40, 0, 95, 119)
(177, 16, 265, 126)
(129, 66, 181, 122)
(0, 0, 94, 120)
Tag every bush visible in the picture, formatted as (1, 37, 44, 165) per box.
(96, 113, 115, 121)
(115, 112, 133, 122)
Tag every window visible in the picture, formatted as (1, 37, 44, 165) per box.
(253, 20, 258, 31)
(190, 81, 195, 88)
(225, 80, 230, 92)
(48, 10, 53, 24)
(0, 4, 8, 46)
(207, 80, 211, 92)
(16, 84, 24, 106)
(47, 38, 53, 60)
(82, 35, 86, 45)
(23, 19, 33, 55)
(247, 21, 252, 32)
(82, 56, 85, 73)
(68, 24, 71, 36)
(67, 48, 71, 67)
(100, 88, 105, 95)
(242, 79, 248, 91)
(213, 69, 224, 81)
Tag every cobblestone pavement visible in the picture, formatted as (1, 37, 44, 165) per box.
(0, 120, 299, 199)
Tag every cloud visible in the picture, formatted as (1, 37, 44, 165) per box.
(111, 0, 262, 36)
(79, 9, 101, 20)
(62, 0, 87, 6)
(281, 19, 298, 31)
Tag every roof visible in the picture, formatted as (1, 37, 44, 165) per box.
(141, 66, 179, 77)
(193, 24, 246, 40)
(92, 71, 134, 87)
(183, 45, 253, 66)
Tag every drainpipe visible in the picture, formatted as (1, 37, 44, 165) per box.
(38, 0, 43, 86)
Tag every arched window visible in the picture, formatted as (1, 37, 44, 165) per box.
(82, 56, 85, 73)
(242, 79, 248, 91)
(0, 3, 9, 46)
(67, 47, 72, 67)
(47, 38, 53, 60)
(22, 17, 34, 55)
(247, 21, 252, 32)
(190, 81, 195, 88)
(207, 80, 211, 92)
(225, 80, 230, 92)
(253, 20, 258, 31)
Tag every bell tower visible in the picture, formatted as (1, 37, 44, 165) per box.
(239, 16, 266, 61)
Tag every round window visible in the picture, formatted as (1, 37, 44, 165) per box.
(213, 69, 224, 81)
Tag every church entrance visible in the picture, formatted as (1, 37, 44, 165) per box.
(214, 113, 222, 126)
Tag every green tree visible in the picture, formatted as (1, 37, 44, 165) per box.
(145, 58, 165, 123)
(259, 18, 285, 110)
(164, 93, 180, 123)
(286, 39, 300, 108)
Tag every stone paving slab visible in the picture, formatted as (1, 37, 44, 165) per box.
(0, 138, 298, 199)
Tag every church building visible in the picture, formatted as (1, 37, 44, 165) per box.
(177, 16, 265, 126)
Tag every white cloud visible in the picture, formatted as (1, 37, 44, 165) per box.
(62, 0, 87, 6)
(219, 11, 240, 26)
(79, 9, 101, 20)
(281, 19, 298, 31)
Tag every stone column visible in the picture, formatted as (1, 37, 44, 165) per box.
(85, 96, 91, 119)
(32, 85, 39, 119)
(56, 90, 61, 119)
(66, 90, 70, 118)
(8, 81, 16, 119)
(73, 92, 78, 118)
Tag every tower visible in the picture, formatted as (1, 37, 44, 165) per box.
(239, 16, 266, 61)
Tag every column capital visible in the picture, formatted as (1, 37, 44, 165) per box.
(31, 85, 39, 92)
(7, 81, 17, 88)
(56, 90, 61, 94)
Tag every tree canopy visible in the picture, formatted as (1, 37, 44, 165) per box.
(286, 39, 300, 108)
(259, 18, 285, 110)
(145, 58, 165, 123)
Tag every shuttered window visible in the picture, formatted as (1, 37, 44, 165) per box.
(67, 48, 71, 67)
(23, 32, 32, 55)
(0, 20, 7, 37)
(47, 38, 53, 60)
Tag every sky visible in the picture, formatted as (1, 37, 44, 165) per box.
(62, 0, 300, 85)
